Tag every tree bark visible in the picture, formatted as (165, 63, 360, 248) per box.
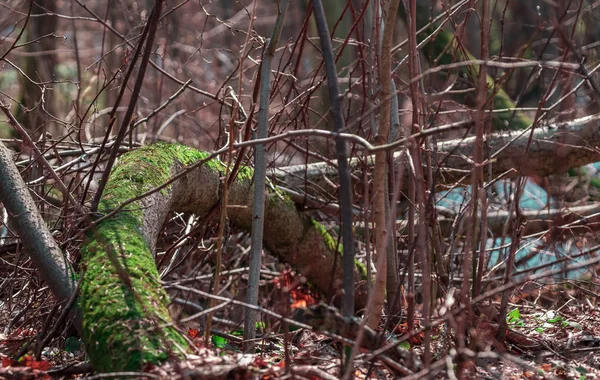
(79, 143, 368, 371)
(0, 142, 79, 327)
(270, 114, 600, 195)
(3, 112, 600, 371)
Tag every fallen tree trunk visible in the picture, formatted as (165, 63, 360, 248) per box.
(79, 143, 367, 371)
(270, 114, 600, 195)
(3, 112, 600, 371)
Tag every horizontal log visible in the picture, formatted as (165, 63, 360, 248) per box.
(270, 114, 600, 195)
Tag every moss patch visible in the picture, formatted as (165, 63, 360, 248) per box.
(310, 219, 367, 279)
(78, 142, 367, 371)
(235, 165, 254, 181)
(80, 215, 188, 371)
(79, 143, 201, 372)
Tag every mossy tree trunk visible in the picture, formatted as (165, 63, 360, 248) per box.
(79, 143, 367, 372)
(6, 112, 600, 372)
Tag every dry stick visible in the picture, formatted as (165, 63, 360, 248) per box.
(403, 0, 432, 368)
(90, 1, 163, 212)
(474, 0, 491, 297)
(90, 0, 111, 139)
(556, 20, 600, 97)
(136, 79, 192, 130)
(0, 0, 32, 63)
(347, 3, 404, 377)
(205, 89, 237, 345)
(203, 19, 254, 334)
(391, 0, 468, 55)
(35, 280, 82, 360)
(457, 1, 490, 375)
(386, 80, 401, 316)
(82, 11, 152, 207)
(311, 0, 356, 320)
(244, 0, 289, 353)
(344, 148, 410, 380)
(376, 1, 402, 328)
(69, 0, 82, 113)
(204, 202, 228, 344)
(311, 0, 358, 374)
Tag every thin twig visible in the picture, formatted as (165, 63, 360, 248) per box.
(0, 104, 86, 216)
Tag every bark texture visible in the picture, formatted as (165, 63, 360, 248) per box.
(79, 143, 367, 371)
(0, 142, 79, 322)
(270, 114, 600, 194)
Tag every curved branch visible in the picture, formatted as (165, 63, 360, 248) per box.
(79, 143, 367, 371)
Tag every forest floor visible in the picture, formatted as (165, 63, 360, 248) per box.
(2, 171, 600, 379)
(2, 281, 600, 379)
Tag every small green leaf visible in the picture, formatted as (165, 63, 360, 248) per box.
(507, 308, 522, 325)
(398, 341, 411, 351)
(212, 335, 228, 348)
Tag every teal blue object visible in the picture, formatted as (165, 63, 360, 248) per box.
(436, 179, 554, 213)
(486, 238, 591, 280)
(437, 179, 597, 279)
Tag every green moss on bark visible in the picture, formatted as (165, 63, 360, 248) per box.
(80, 216, 188, 371)
(310, 220, 367, 279)
(236, 165, 254, 181)
(79, 143, 203, 372)
(79, 142, 365, 372)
